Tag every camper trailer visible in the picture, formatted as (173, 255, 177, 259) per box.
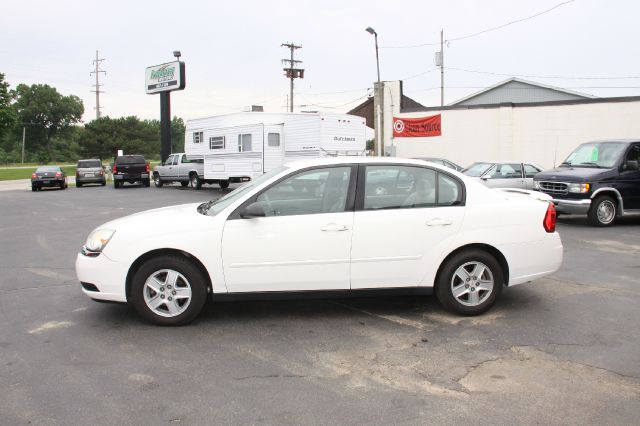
(184, 111, 366, 186)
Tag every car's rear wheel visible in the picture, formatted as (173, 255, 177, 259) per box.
(77, 181, 83, 187)
(154, 173, 163, 187)
(101, 179, 106, 186)
(436, 249, 503, 316)
(31, 186, 37, 192)
(190, 173, 202, 190)
(588, 195, 616, 227)
(143, 179, 150, 187)
(180, 181, 189, 187)
(114, 180, 120, 189)
(219, 180, 229, 190)
(130, 255, 208, 326)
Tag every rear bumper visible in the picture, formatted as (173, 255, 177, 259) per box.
(551, 198, 591, 215)
(75, 251, 128, 302)
(32, 179, 64, 187)
(114, 173, 149, 181)
(77, 176, 105, 183)
(498, 232, 563, 286)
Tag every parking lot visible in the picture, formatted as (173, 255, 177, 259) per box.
(1, 183, 639, 425)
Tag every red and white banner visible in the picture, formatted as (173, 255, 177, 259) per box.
(393, 114, 442, 137)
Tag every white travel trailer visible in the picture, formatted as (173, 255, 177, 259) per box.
(184, 111, 366, 186)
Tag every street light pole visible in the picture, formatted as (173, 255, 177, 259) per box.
(366, 27, 383, 157)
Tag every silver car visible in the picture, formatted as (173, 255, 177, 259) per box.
(76, 159, 106, 187)
(463, 162, 543, 190)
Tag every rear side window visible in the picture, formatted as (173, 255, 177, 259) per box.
(116, 155, 145, 164)
(438, 174, 463, 206)
(77, 160, 101, 168)
(486, 163, 522, 179)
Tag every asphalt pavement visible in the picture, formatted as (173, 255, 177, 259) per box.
(1, 182, 639, 425)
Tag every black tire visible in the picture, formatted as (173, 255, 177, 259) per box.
(114, 180, 120, 189)
(143, 179, 151, 187)
(588, 195, 616, 227)
(190, 173, 202, 190)
(60, 182, 65, 190)
(219, 180, 229, 190)
(77, 181, 83, 188)
(31, 186, 37, 192)
(180, 181, 189, 187)
(154, 173, 163, 188)
(130, 255, 208, 326)
(101, 179, 106, 186)
(435, 249, 503, 316)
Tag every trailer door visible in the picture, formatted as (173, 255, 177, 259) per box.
(263, 125, 285, 173)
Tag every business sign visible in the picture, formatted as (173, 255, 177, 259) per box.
(145, 61, 186, 94)
(393, 114, 441, 137)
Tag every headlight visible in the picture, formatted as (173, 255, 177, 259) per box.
(533, 180, 540, 189)
(568, 183, 590, 193)
(85, 229, 115, 252)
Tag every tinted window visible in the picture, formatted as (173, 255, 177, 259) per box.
(463, 163, 493, 177)
(438, 174, 463, 206)
(564, 142, 627, 168)
(116, 155, 145, 164)
(77, 160, 101, 168)
(626, 145, 640, 162)
(524, 164, 541, 178)
(364, 166, 436, 210)
(36, 166, 59, 173)
(255, 167, 352, 216)
(486, 163, 522, 179)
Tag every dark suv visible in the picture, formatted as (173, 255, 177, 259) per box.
(534, 140, 640, 226)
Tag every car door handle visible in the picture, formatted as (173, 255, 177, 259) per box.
(426, 218, 452, 227)
(320, 223, 349, 232)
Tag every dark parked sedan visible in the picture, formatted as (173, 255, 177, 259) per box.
(31, 166, 68, 191)
(76, 159, 106, 187)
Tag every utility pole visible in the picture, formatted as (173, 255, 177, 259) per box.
(439, 30, 444, 106)
(281, 43, 304, 112)
(90, 50, 106, 119)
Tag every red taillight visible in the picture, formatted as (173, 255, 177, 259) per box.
(55, 172, 62, 177)
(76, 171, 80, 177)
(31, 173, 37, 179)
(113, 164, 117, 173)
(100, 169, 104, 176)
(543, 202, 556, 233)
(145, 163, 150, 173)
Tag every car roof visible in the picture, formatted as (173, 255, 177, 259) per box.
(283, 157, 464, 176)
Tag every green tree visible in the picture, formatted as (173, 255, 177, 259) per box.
(12, 83, 84, 156)
(79, 116, 161, 160)
(171, 116, 185, 153)
(0, 73, 17, 143)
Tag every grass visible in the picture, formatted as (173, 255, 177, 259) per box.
(0, 166, 77, 181)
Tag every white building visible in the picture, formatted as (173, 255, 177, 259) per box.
(359, 79, 640, 169)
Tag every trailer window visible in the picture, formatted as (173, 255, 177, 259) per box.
(268, 133, 281, 147)
(193, 131, 203, 144)
(238, 134, 252, 152)
(209, 136, 225, 150)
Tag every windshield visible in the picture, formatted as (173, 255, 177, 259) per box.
(77, 160, 101, 168)
(198, 166, 289, 216)
(562, 142, 627, 168)
(463, 162, 493, 177)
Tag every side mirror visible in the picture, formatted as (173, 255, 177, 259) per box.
(240, 202, 266, 219)
(480, 176, 489, 181)
(625, 160, 639, 171)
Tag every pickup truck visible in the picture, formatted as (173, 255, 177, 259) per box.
(113, 155, 150, 188)
(534, 139, 640, 226)
(152, 153, 230, 190)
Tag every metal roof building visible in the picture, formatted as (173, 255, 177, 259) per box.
(450, 77, 595, 106)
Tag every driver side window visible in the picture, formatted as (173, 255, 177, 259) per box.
(255, 167, 352, 217)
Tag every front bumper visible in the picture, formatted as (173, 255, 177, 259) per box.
(551, 198, 591, 215)
(75, 251, 128, 302)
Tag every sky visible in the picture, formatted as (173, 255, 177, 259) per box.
(2, 0, 640, 123)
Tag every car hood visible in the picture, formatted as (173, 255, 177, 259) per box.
(534, 166, 611, 182)
(99, 203, 209, 233)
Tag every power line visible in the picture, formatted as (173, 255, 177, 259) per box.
(445, 66, 640, 80)
(381, 0, 575, 49)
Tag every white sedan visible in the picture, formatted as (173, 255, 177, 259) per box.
(76, 158, 563, 325)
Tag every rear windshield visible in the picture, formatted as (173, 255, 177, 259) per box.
(116, 155, 146, 164)
(36, 166, 58, 173)
(463, 162, 493, 177)
(77, 160, 101, 168)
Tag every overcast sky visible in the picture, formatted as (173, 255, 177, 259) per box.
(2, 0, 639, 123)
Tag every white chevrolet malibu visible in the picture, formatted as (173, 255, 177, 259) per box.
(76, 158, 563, 325)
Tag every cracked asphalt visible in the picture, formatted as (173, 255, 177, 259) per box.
(1, 183, 639, 425)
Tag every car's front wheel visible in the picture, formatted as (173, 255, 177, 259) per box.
(130, 255, 208, 325)
(435, 249, 503, 316)
(154, 173, 163, 187)
(190, 173, 202, 190)
(588, 195, 616, 227)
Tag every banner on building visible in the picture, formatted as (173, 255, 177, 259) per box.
(393, 114, 441, 137)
